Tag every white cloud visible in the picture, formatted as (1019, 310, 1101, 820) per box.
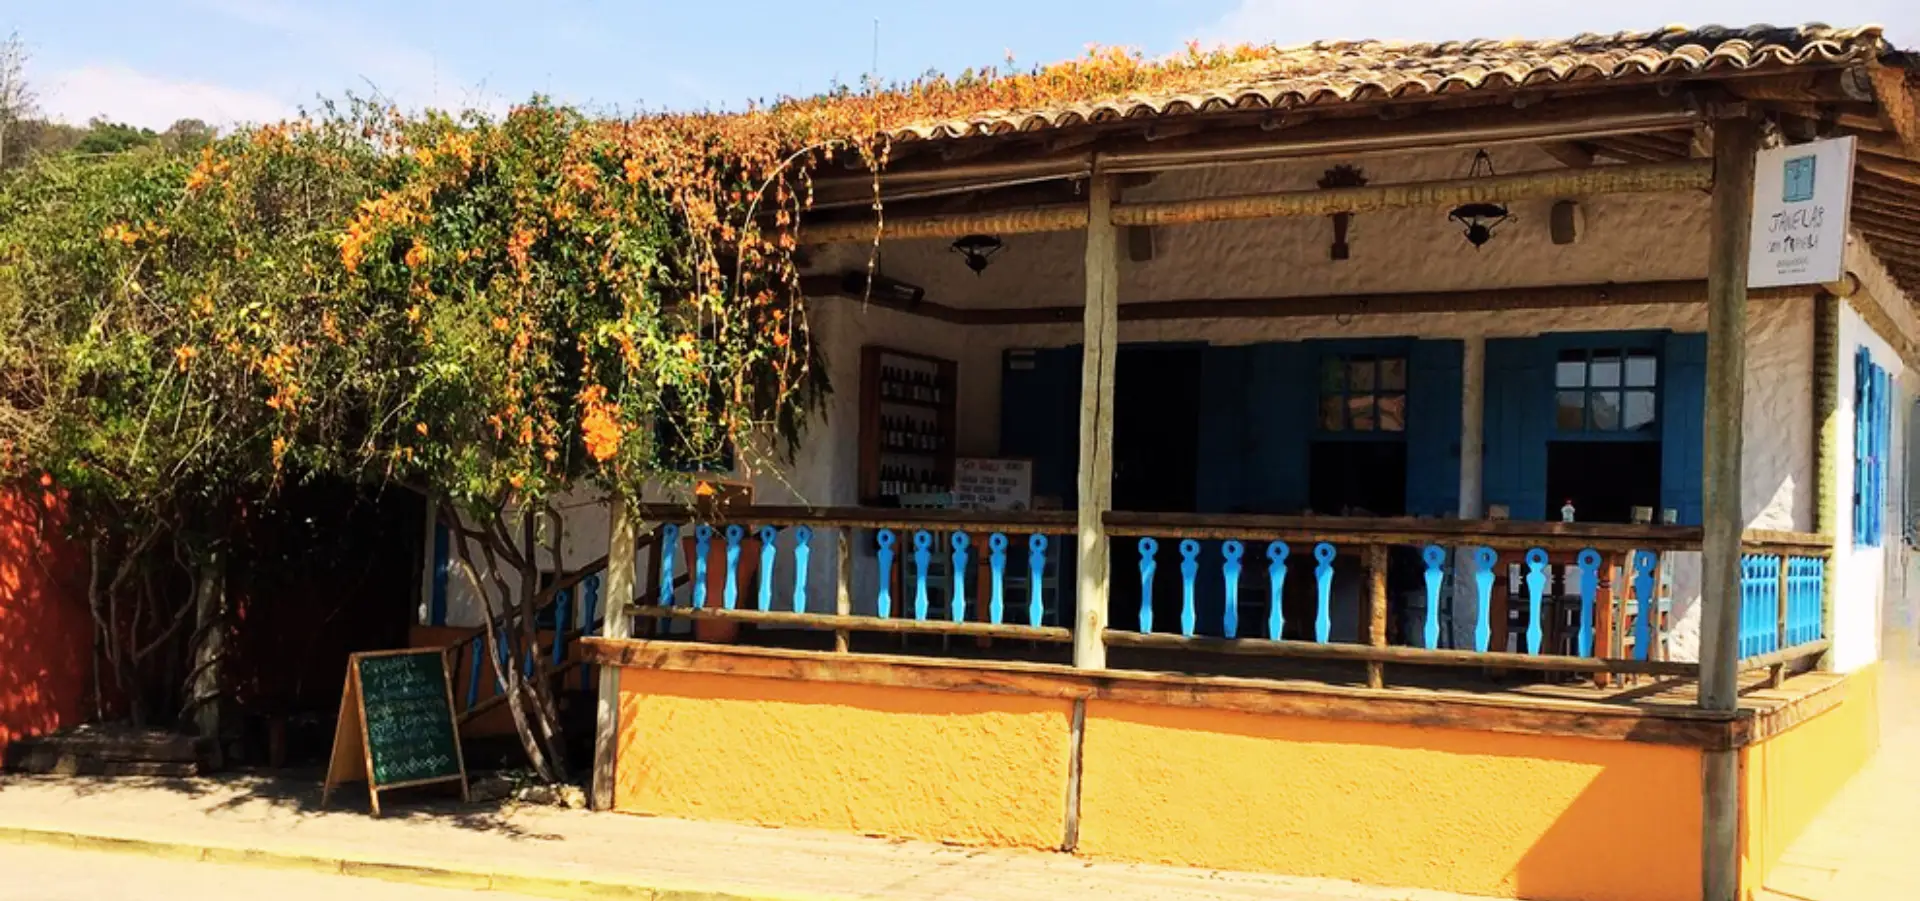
(1204, 1, 1914, 48)
(38, 64, 293, 130)
(189, 0, 477, 113)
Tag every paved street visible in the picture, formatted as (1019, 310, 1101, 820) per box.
(0, 844, 547, 901)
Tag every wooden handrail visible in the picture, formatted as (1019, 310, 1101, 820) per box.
(629, 605, 1071, 643)
(1102, 510, 1703, 551)
(631, 504, 1080, 533)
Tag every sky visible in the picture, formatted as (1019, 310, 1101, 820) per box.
(4, 0, 1917, 131)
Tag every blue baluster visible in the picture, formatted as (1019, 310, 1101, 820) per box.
(722, 524, 744, 610)
(1576, 549, 1600, 658)
(913, 530, 933, 622)
(876, 530, 896, 619)
(552, 588, 569, 667)
(1422, 545, 1446, 650)
(1313, 543, 1336, 644)
(1739, 555, 1757, 657)
(791, 526, 812, 613)
(692, 524, 712, 608)
(1473, 547, 1496, 653)
(1028, 535, 1048, 627)
(1524, 549, 1548, 655)
(988, 534, 1008, 625)
(659, 524, 680, 606)
(1137, 538, 1159, 634)
(757, 526, 777, 612)
(950, 533, 970, 623)
(1632, 550, 1657, 661)
(583, 574, 601, 635)
(1179, 539, 1200, 638)
(1266, 542, 1289, 641)
(1221, 541, 1244, 639)
(466, 640, 482, 709)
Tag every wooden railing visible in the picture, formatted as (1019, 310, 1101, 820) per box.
(615, 505, 1832, 688)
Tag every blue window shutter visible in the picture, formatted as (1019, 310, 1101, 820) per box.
(1483, 338, 1550, 520)
(1248, 342, 1315, 514)
(1660, 333, 1708, 526)
(1406, 340, 1464, 517)
(999, 346, 1082, 504)
(1195, 345, 1250, 513)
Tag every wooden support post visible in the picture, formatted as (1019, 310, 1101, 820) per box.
(1074, 172, 1120, 670)
(591, 495, 637, 811)
(1812, 293, 1841, 671)
(1366, 544, 1389, 689)
(835, 529, 853, 653)
(1771, 556, 1791, 688)
(1700, 114, 1756, 901)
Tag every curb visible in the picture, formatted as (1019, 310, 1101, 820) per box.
(0, 824, 834, 901)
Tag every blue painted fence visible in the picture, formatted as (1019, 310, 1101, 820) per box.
(1738, 553, 1827, 659)
(651, 524, 1067, 629)
(1118, 540, 1675, 659)
(465, 572, 604, 713)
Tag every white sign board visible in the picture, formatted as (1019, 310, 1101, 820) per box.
(952, 458, 1033, 512)
(1748, 136, 1855, 288)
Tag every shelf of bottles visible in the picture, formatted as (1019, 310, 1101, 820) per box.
(861, 346, 958, 505)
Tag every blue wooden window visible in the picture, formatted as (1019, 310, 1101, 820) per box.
(1318, 353, 1408, 434)
(1554, 345, 1660, 439)
(1855, 347, 1892, 547)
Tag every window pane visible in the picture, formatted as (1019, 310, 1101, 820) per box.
(1320, 357, 1344, 393)
(1626, 352, 1657, 387)
(1380, 357, 1407, 391)
(1378, 393, 1406, 432)
(1557, 391, 1587, 431)
(1348, 395, 1376, 431)
(1320, 394, 1345, 431)
(1591, 352, 1622, 388)
(1592, 391, 1622, 430)
(1625, 390, 1657, 431)
(1556, 350, 1587, 388)
(1349, 358, 1376, 392)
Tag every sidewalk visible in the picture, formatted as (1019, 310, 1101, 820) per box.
(0, 772, 1486, 901)
(1757, 652, 1920, 901)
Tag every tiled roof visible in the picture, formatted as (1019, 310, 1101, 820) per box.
(888, 24, 1899, 142)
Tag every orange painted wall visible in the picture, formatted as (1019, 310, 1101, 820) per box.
(1738, 664, 1881, 899)
(1076, 700, 1703, 901)
(0, 485, 92, 756)
(614, 667, 1072, 848)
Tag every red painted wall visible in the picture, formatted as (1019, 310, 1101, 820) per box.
(0, 482, 92, 755)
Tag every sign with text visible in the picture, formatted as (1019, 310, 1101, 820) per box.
(1749, 136, 1855, 288)
(321, 649, 468, 816)
(953, 457, 1033, 511)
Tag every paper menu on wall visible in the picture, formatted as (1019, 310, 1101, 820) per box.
(952, 458, 1033, 511)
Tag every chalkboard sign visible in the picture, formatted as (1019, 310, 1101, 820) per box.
(321, 649, 468, 815)
(953, 457, 1033, 511)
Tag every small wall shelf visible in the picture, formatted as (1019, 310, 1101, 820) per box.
(859, 346, 958, 505)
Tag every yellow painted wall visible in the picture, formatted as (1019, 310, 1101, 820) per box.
(1739, 664, 1882, 899)
(1076, 701, 1703, 901)
(614, 667, 1073, 848)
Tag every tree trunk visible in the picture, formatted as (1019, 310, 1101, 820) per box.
(188, 549, 227, 766)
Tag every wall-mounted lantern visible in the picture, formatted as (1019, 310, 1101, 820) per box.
(950, 234, 1004, 275)
(1446, 150, 1511, 249)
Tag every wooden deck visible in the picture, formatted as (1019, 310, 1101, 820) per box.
(590, 630, 1846, 751)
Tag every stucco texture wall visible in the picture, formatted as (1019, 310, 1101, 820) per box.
(0, 483, 92, 756)
(1738, 664, 1882, 899)
(613, 667, 1072, 848)
(1075, 700, 1702, 901)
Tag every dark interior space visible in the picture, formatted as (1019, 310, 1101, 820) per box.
(1308, 441, 1408, 517)
(1108, 345, 1202, 633)
(1545, 441, 1663, 523)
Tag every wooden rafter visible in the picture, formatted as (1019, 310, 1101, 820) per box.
(1868, 65, 1920, 157)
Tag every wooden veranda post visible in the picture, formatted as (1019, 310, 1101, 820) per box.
(1075, 172, 1120, 669)
(591, 496, 637, 811)
(1700, 114, 1758, 901)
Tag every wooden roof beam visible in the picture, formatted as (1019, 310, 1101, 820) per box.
(1539, 141, 1596, 168)
(1868, 65, 1920, 157)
